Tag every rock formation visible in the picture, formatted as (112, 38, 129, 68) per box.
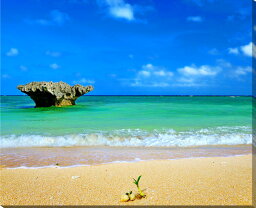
(17, 81, 93, 107)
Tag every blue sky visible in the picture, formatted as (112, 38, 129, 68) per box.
(1, 0, 254, 95)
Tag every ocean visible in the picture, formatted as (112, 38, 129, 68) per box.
(0, 95, 252, 168)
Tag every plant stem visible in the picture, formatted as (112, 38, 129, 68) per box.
(137, 185, 145, 197)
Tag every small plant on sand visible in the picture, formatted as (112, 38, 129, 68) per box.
(133, 175, 146, 198)
(120, 175, 145, 202)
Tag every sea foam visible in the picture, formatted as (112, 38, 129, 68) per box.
(0, 126, 252, 148)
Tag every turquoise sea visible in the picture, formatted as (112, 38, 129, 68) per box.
(1, 96, 252, 147)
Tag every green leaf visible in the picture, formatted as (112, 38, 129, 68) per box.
(137, 175, 142, 183)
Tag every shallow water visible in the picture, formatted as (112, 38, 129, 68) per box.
(0, 145, 251, 168)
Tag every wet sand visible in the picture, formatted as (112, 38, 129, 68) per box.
(0, 144, 251, 168)
(0, 154, 252, 206)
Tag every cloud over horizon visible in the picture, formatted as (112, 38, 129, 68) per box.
(178, 65, 220, 77)
(128, 64, 173, 87)
(175, 64, 221, 87)
(124, 59, 250, 88)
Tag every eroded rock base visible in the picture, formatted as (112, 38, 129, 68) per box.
(17, 81, 93, 107)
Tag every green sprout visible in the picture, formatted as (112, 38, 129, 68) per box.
(133, 175, 145, 197)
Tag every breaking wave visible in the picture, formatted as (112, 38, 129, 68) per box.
(0, 126, 252, 148)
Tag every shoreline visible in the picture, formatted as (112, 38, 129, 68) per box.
(0, 143, 251, 149)
(0, 144, 251, 168)
(0, 154, 252, 205)
(3, 152, 252, 170)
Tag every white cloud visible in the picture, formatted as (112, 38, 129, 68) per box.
(110, 4, 134, 21)
(97, 0, 153, 22)
(46, 51, 62, 57)
(229, 42, 256, 58)
(228, 48, 239, 55)
(128, 63, 221, 88)
(138, 70, 151, 77)
(72, 78, 95, 85)
(216, 59, 251, 78)
(140, 64, 174, 77)
(154, 70, 168, 76)
(26, 10, 70, 26)
(142, 63, 154, 70)
(103, 0, 134, 21)
(187, 16, 203, 22)
(20, 65, 28, 71)
(49, 63, 60, 69)
(122, 60, 251, 88)
(234, 66, 252, 76)
(240, 42, 256, 58)
(129, 63, 173, 87)
(175, 63, 221, 87)
(178, 65, 220, 76)
(6, 48, 19, 56)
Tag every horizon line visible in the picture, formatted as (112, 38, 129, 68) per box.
(0, 94, 253, 97)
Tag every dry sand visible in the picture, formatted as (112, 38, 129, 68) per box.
(0, 154, 252, 206)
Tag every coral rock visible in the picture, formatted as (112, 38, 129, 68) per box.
(17, 81, 93, 107)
